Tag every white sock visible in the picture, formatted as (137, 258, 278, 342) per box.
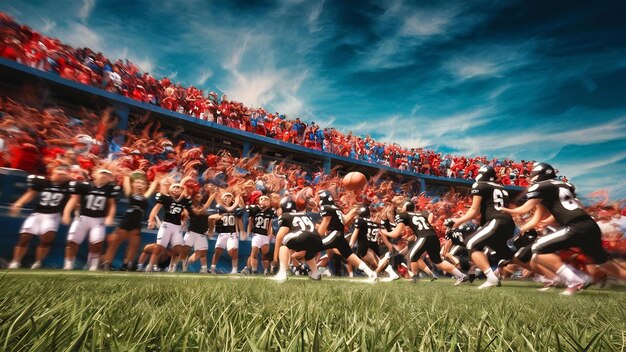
(358, 262, 375, 277)
(89, 256, 99, 270)
(232, 260, 238, 272)
(556, 264, 584, 286)
(64, 258, 74, 269)
(450, 268, 465, 279)
(484, 268, 498, 282)
(384, 265, 398, 277)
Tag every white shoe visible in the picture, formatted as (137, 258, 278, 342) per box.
(309, 271, 322, 281)
(89, 266, 98, 271)
(8, 261, 20, 269)
(136, 264, 145, 272)
(454, 275, 469, 286)
(63, 262, 73, 270)
(381, 274, 400, 282)
(365, 275, 378, 284)
(30, 261, 42, 269)
(273, 272, 288, 283)
(478, 279, 500, 289)
(231, 269, 238, 274)
(210, 267, 217, 274)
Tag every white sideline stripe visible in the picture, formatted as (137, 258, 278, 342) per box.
(0, 271, 383, 283)
(466, 219, 496, 250)
(531, 228, 569, 252)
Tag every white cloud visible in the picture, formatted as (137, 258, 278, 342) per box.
(445, 42, 535, 81)
(306, 0, 325, 33)
(78, 0, 96, 22)
(55, 23, 102, 51)
(196, 69, 213, 87)
(114, 48, 156, 74)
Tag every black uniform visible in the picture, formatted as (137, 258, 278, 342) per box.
(320, 205, 353, 258)
(354, 217, 380, 257)
(27, 175, 70, 214)
(246, 205, 275, 236)
(188, 209, 209, 234)
(465, 182, 515, 257)
(69, 181, 121, 217)
(395, 211, 443, 264)
(278, 212, 323, 260)
(119, 194, 148, 231)
(214, 204, 239, 233)
(155, 193, 193, 225)
(529, 180, 607, 264)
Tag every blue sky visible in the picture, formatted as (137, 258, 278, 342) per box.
(3, 0, 626, 200)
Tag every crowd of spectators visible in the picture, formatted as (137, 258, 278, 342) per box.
(0, 13, 549, 186)
(1, 97, 625, 258)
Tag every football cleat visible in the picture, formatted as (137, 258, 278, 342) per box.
(454, 275, 470, 286)
(478, 279, 500, 289)
(8, 261, 20, 269)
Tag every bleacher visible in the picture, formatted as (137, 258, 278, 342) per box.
(0, 59, 524, 270)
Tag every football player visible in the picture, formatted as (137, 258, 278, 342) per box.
(317, 190, 378, 281)
(209, 192, 244, 274)
(146, 183, 194, 272)
(180, 191, 216, 273)
(503, 163, 626, 294)
(381, 201, 468, 285)
(8, 166, 72, 269)
(452, 165, 516, 288)
(102, 171, 159, 271)
(273, 196, 323, 282)
(62, 169, 121, 270)
(241, 195, 276, 275)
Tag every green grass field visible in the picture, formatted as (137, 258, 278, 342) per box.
(0, 271, 625, 351)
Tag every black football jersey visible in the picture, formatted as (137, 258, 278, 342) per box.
(395, 211, 436, 238)
(214, 204, 239, 233)
(127, 194, 148, 215)
(246, 205, 276, 236)
(70, 181, 121, 218)
(278, 212, 316, 232)
(28, 175, 70, 214)
(188, 210, 209, 234)
(354, 217, 379, 243)
(526, 180, 589, 225)
(320, 205, 345, 233)
(470, 181, 513, 225)
(381, 218, 396, 232)
(155, 193, 193, 225)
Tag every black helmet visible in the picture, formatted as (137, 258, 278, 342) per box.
(358, 206, 370, 218)
(475, 165, 496, 182)
(529, 163, 556, 183)
(317, 190, 335, 206)
(402, 201, 415, 212)
(279, 196, 297, 213)
(458, 222, 478, 235)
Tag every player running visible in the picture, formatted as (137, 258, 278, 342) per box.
(8, 166, 72, 269)
(381, 201, 468, 285)
(452, 165, 516, 289)
(502, 163, 626, 295)
(317, 190, 378, 281)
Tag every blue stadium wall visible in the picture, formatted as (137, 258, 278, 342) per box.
(0, 59, 524, 271)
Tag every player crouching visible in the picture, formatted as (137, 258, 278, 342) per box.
(273, 197, 323, 283)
